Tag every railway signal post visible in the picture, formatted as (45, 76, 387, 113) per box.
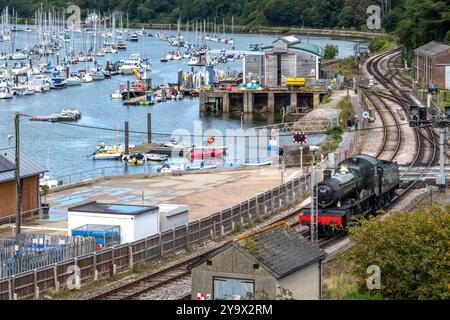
(293, 131, 307, 173)
(410, 104, 450, 189)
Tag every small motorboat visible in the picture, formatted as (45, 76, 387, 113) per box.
(58, 108, 81, 121)
(127, 33, 139, 42)
(122, 153, 147, 165)
(188, 145, 228, 161)
(93, 152, 122, 160)
(92, 70, 105, 81)
(51, 75, 67, 89)
(117, 41, 127, 50)
(187, 162, 218, 170)
(40, 174, 59, 189)
(0, 86, 13, 99)
(66, 73, 82, 86)
(158, 163, 185, 174)
(82, 73, 93, 83)
(244, 160, 272, 167)
(146, 153, 168, 162)
(111, 89, 123, 99)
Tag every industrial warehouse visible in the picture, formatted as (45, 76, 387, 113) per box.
(0, 0, 448, 310)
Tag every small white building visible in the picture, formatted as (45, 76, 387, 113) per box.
(159, 204, 190, 232)
(68, 202, 159, 244)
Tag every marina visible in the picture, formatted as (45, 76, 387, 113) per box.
(0, 14, 360, 180)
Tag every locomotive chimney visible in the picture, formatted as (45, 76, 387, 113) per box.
(323, 169, 332, 180)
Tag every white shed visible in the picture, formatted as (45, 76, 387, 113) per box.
(159, 204, 190, 232)
(68, 202, 159, 244)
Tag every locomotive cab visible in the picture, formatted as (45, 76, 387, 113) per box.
(299, 154, 400, 235)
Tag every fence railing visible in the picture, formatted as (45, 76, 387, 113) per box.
(0, 172, 313, 300)
(0, 145, 354, 300)
(0, 235, 96, 279)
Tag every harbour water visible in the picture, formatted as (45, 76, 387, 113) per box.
(0, 27, 363, 180)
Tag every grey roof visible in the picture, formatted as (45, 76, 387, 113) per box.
(414, 41, 450, 57)
(68, 201, 159, 216)
(189, 226, 326, 279)
(263, 42, 324, 58)
(0, 147, 47, 183)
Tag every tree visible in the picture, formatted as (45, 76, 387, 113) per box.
(347, 205, 450, 300)
(324, 44, 339, 60)
(337, 6, 358, 28)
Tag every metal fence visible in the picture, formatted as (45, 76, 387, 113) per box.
(0, 234, 95, 279)
(0, 147, 354, 300)
(0, 172, 313, 300)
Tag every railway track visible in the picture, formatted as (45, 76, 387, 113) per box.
(89, 49, 439, 302)
(361, 89, 402, 161)
(365, 48, 438, 194)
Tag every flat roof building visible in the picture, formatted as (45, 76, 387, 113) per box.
(68, 202, 160, 244)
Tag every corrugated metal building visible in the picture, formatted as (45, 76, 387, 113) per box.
(413, 41, 450, 89)
(189, 225, 326, 300)
(0, 148, 46, 224)
(243, 36, 324, 88)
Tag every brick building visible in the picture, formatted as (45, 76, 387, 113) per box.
(413, 41, 450, 89)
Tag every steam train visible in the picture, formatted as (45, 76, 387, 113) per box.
(299, 154, 400, 234)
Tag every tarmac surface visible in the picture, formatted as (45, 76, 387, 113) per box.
(0, 166, 304, 239)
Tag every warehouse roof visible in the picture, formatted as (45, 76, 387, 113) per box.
(414, 41, 450, 57)
(68, 201, 159, 216)
(190, 225, 326, 279)
(0, 147, 47, 183)
(263, 36, 324, 58)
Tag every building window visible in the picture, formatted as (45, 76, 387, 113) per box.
(206, 260, 212, 266)
(213, 277, 255, 300)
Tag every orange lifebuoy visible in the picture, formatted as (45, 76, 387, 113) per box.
(207, 136, 215, 145)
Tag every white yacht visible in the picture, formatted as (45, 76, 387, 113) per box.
(0, 86, 13, 99)
(119, 54, 144, 75)
(30, 75, 51, 92)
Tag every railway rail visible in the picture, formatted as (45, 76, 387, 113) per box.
(365, 48, 438, 196)
(89, 48, 439, 301)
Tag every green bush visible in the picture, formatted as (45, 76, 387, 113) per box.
(348, 205, 450, 300)
(368, 35, 396, 54)
(324, 44, 339, 60)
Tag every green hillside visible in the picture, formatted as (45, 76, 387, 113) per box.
(1, 0, 449, 51)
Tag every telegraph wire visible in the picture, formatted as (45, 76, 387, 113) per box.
(19, 113, 413, 138)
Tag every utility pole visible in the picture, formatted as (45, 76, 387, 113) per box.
(436, 126, 446, 189)
(310, 166, 318, 242)
(14, 112, 22, 271)
(147, 113, 151, 144)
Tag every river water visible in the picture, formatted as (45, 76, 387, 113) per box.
(0, 28, 362, 181)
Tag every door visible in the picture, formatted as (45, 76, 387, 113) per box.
(445, 66, 450, 89)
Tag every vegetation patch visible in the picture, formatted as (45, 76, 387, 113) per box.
(368, 35, 397, 54)
(346, 205, 450, 300)
(332, 57, 357, 79)
(324, 44, 339, 60)
(337, 95, 353, 126)
(319, 125, 344, 157)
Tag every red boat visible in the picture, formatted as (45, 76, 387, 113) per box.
(189, 145, 227, 161)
